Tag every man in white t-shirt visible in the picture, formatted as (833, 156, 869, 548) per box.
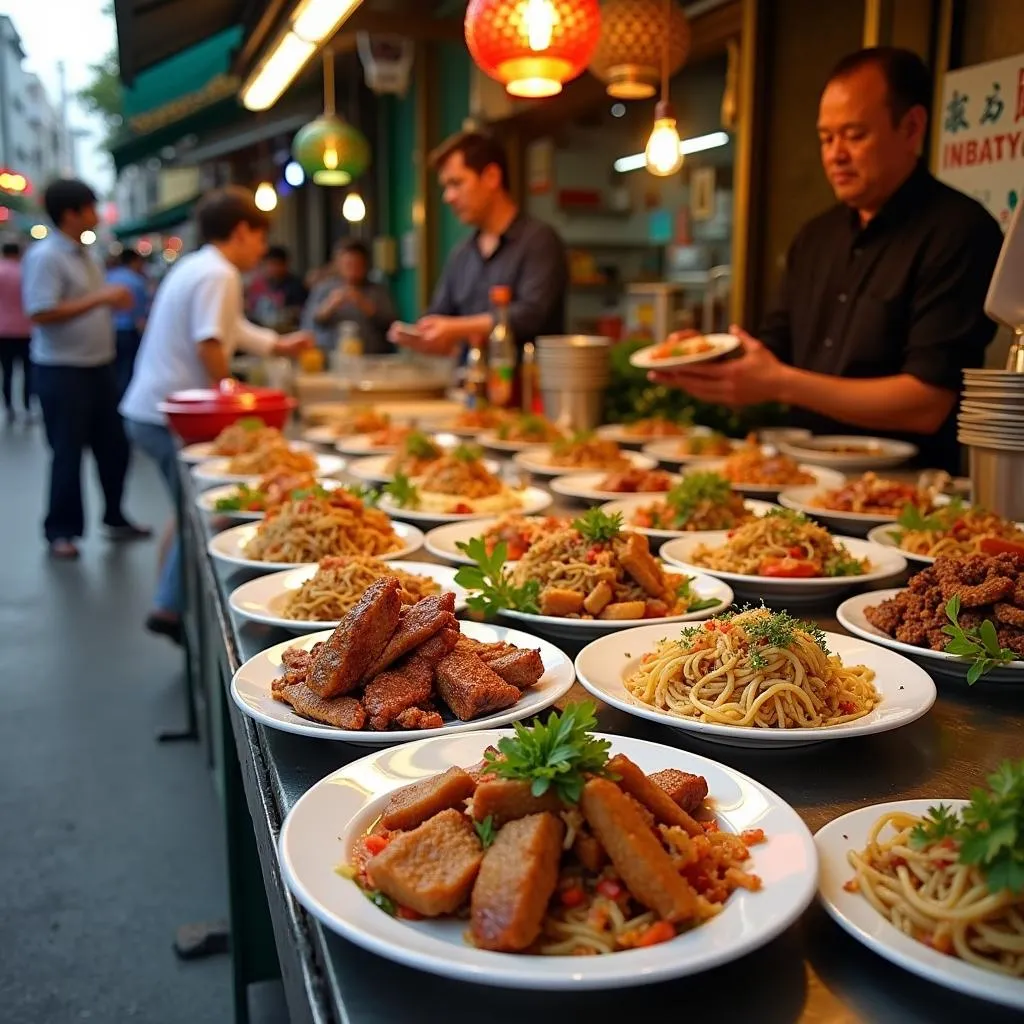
(121, 186, 311, 643)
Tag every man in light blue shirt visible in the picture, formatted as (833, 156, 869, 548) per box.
(22, 178, 151, 560)
(105, 247, 149, 399)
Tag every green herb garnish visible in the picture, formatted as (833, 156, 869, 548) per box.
(909, 760, 1024, 895)
(452, 443, 483, 463)
(474, 815, 497, 849)
(343, 482, 380, 506)
(453, 538, 541, 616)
(572, 507, 623, 543)
(664, 472, 732, 526)
(482, 702, 616, 805)
(237, 416, 265, 432)
(402, 431, 441, 460)
(213, 484, 259, 512)
(384, 472, 420, 508)
(824, 547, 867, 577)
(941, 594, 1017, 684)
(894, 498, 966, 538)
(674, 575, 722, 612)
(364, 889, 397, 916)
(742, 607, 829, 653)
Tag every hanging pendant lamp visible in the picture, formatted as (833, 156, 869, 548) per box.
(465, 0, 601, 99)
(292, 48, 370, 186)
(644, 0, 684, 177)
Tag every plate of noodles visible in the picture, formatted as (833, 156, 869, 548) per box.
(548, 469, 682, 504)
(691, 439, 845, 496)
(514, 438, 656, 477)
(349, 449, 501, 486)
(193, 451, 344, 487)
(777, 434, 918, 470)
(207, 494, 424, 571)
(334, 424, 419, 456)
(778, 473, 935, 534)
(574, 609, 935, 748)
(196, 475, 348, 521)
(301, 407, 392, 446)
(629, 332, 741, 369)
(596, 418, 692, 446)
(641, 433, 742, 467)
(178, 418, 301, 463)
(453, 508, 733, 639)
(816, 786, 1024, 1009)
(229, 559, 469, 632)
(424, 514, 572, 565)
(277, 707, 818, 988)
(598, 472, 777, 542)
(659, 510, 906, 601)
(231, 609, 575, 744)
(477, 414, 566, 452)
(866, 502, 1024, 565)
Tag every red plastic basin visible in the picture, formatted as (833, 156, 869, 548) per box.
(158, 382, 297, 443)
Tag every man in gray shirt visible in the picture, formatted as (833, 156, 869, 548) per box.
(22, 179, 151, 559)
(388, 131, 567, 355)
(302, 239, 395, 355)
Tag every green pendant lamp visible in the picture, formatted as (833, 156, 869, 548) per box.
(292, 47, 370, 186)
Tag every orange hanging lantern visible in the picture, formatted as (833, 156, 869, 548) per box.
(465, 0, 602, 99)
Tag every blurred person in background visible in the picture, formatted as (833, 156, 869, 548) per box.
(0, 241, 33, 425)
(22, 179, 152, 560)
(302, 239, 395, 355)
(246, 244, 307, 331)
(121, 187, 312, 644)
(106, 247, 150, 399)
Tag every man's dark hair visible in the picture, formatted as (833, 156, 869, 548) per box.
(265, 244, 289, 263)
(429, 130, 509, 190)
(43, 179, 97, 227)
(335, 238, 369, 262)
(120, 247, 142, 266)
(195, 186, 271, 244)
(2, 242, 20, 257)
(826, 46, 932, 124)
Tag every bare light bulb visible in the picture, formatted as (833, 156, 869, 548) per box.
(645, 102, 684, 177)
(254, 181, 278, 212)
(342, 191, 366, 223)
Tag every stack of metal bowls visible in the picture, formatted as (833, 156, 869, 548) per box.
(535, 335, 612, 432)
(959, 369, 1024, 519)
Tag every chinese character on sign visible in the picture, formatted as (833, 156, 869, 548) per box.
(945, 91, 969, 132)
(981, 82, 1004, 124)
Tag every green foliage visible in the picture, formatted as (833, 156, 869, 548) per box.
(942, 595, 1017, 684)
(473, 815, 497, 849)
(453, 538, 540, 616)
(663, 472, 732, 526)
(384, 472, 420, 509)
(572, 507, 624, 544)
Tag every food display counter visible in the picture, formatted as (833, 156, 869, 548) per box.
(181, 456, 1024, 1024)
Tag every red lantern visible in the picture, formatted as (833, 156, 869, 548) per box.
(465, 0, 601, 99)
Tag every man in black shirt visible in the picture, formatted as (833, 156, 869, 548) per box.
(655, 47, 1004, 472)
(389, 131, 567, 354)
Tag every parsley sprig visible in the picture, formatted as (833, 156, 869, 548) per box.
(482, 702, 616, 804)
(402, 431, 441, 460)
(452, 443, 484, 463)
(894, 498, 965, 538)
(473, 815, 497, 849)
(674, 575, 722, 613)
(384, 472, 420, 509)
(453, 538, 541, 616)
(572, 507, 623, 543)
(941, 595, 1017, 684)
(663, 472, 732, 525)
(342, 482, 380, 506)
(910, 760, 1024, 895)
(237, 416, 265, 432)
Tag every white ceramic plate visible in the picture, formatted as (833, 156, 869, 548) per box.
(776, 435, 918, 470)
(377, 486, 553, 525)
(865, 525, 936, 565)
(660, 533, 907, 602)
(477, 430, 564, 453)
(641, 437, 744, 467)
(178, 438, 312, 464)
(596, 423, 691, 447)
(228, 561, 469, 632)
(777, 484, 910, 535)
(548, 471, 683, 504)
(423, 515, 569, 565)
(301, 425, 342, 446)
(629, 333, 741, 370)
(192, 453, 345, 488)
(231, 622, 575, 743)
(597, 496, 778, 544)
(347, 453, 501, 486)
(836, 588, 1024, 684)
(514, 448, 656, 477)
(195, 477, 346, 521)
(334, 433, 406, 456)
(278, 730, 818, 988)
(497, 570, 733, 640)
(207, 520, 425, 572)
(575, 625, 935, 748)
(683, 459, 846, 496)
(816, 800, 1024, 1011)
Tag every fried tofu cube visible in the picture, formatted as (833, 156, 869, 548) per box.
(380, 766, 477, 832)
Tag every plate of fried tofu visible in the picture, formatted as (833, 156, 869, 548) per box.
(231, 577, 575, 742)
(278, 726, 817, 987)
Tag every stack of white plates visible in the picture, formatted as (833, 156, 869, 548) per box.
(958, 370, 1024, 452)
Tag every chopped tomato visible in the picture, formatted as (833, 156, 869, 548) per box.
(741, 828, 765, 845)
(635, 921, 676, 947)
(843, 879, 860, 893)
(507, 541, 527, 560)
(758, 557, 819, 578)
(922, 931, 953, 954)
(449, 503, 473, 515)
(363, 835, 389, 855)
(559, 886, 586, 908)
(838, 700, 857, 716)
(979, 536, 1024, 557)
(396, 905, 423, 921)
(787, 546, 805, 558)
(596, 878, 624, 900)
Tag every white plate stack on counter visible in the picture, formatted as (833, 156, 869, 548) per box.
(957, 369, 1024, 451)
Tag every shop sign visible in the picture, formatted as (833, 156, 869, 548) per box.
(937, 52, 1024, 228)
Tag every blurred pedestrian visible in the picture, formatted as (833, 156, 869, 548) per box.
(0, 241, 33, 424)
(105, 247, 150, 399)
(22, 179, 151, 560)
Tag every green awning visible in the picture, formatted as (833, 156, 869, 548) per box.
(111, 26, 243, 172)
(0, 191, 39, 214)
(112, 194, 201, 238)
